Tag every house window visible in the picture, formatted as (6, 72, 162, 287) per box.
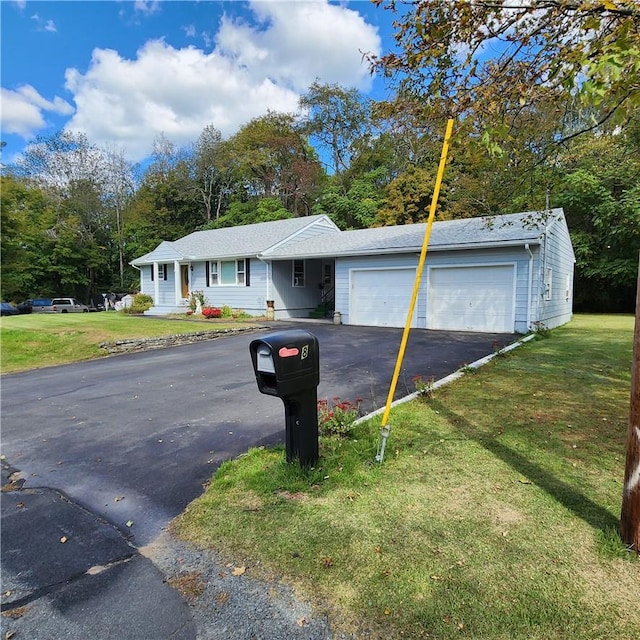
(209, 260, 247, 285)
(544, 268, 552, 301)
(293, 260, 305, 287)
(237, 260, 245, 285)
(158, 264, 168, 281)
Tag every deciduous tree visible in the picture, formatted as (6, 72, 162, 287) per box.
(372, 1, 639, 132)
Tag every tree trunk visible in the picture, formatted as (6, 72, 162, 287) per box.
(620, 256, 640, 553)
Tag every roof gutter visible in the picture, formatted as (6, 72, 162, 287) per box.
(261, 239, 542, 261)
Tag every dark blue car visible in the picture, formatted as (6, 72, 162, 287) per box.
(1, 302, 19, 316)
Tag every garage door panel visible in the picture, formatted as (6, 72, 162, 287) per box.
(351, 269, 417, 328)
(428, 265, 514, 333)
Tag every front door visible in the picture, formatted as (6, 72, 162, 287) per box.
(181, 265, 189, 298)
(321, 260, 335, 313)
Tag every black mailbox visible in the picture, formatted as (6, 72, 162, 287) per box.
(250, 330, 319, 467)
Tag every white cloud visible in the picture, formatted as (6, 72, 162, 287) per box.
(31, 12, 57, 32)
(183, 24, 197, 38)
(0, 85, 74, 138)
(60, 0, 381, 162)
(134, 1, 161, 16)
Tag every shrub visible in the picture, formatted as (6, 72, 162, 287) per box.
(202, 306, 222, 319)
(124, 293, 153, 314)
(220, 305, 234, 318)
(317, 397, 362, 437)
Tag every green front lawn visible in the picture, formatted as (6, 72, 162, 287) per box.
(174, 314, 639, 639)
(0, 312, 260, 373)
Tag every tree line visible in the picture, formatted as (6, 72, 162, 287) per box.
(2, 2, 638, 311)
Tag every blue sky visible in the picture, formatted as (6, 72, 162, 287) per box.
(1, 0, 400, 165)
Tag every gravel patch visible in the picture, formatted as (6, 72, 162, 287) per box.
(140, 531, 347, 640)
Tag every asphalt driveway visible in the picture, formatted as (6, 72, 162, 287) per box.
(1, 321, 515, 544)
(1, 322, 516, 639)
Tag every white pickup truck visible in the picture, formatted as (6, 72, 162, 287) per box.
(51, 298, 89, 313)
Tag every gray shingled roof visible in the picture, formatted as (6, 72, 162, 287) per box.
(131, 214, 337, 264)
(132, 209, 563, 265)
(264, 210, 560, 259)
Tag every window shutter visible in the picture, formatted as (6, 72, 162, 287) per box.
(163, 264, 167, 281)
(206, 261, 210, 287)
(151, 265, 154, 282)
(245, 258, 250, 287)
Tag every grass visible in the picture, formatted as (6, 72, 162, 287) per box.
(0, 312, 262, 373)
(173, 314, 639, 639)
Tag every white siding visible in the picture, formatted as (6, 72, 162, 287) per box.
(535, 215, 575, 329)
(271, 259, 323, 318)
(140, 266, 153, 297)
(187, 258, 269, 315)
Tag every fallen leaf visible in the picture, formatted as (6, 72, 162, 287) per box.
(374, 545, 382, 553)
(126, 520, 133, 527)
(16, 502, 24, 508)
(231, 566, 246, 576)
(322, 556, 333, 568)
(60, 536, 68, 543)
(296, 617, 307, 627)
(384, 608, 391, 615)
(518, 478, 532, 484)
(114, 496, 124, 502)
(6, 630, 17, 639)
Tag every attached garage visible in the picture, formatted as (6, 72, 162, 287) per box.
(350, 268, 418, 328)
(258, 209, 575, 333)
(427, 264, 515, 333)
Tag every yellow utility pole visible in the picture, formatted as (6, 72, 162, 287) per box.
(376, 118, 454, 463)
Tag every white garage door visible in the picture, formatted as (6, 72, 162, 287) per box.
(350, 268, 418, 328)
(428, 265, 515, 332)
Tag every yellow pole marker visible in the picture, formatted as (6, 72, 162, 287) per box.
(376, 118, 454, 463)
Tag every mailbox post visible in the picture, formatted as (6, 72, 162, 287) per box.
(249, 330, 320, 467)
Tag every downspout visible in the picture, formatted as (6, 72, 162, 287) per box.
(256, 255, 273, 318)
(131, 264, 141, 293)
(525, 243, 533, 331)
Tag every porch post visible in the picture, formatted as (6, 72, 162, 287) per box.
(174, 260, 182, 304)
(153, 262, 160, 307)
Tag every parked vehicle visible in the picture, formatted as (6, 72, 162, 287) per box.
(1, 302, 19, 316)
(17, 298, 53, 314)
(51, 298, 89, 313)
(89, 294, 106, 312)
